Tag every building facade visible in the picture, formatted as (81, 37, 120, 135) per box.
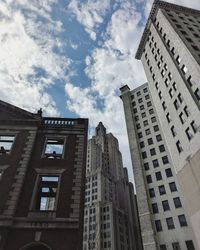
(135, 0, 200, 248)
(0, 100, 88, 250)
(82, 122, 142, 250)
(120, 84, 197, 250)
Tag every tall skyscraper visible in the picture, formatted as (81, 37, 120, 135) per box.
(83, 122, 142, 250)
(120, 83, 197, 250)
(0, 100, 88, 250)
(135, 0, 200, 248)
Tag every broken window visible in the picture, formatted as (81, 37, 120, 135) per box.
(35, 176, 59, 211)
(44, 138, 64, 159)
(0, 135, 15, 154)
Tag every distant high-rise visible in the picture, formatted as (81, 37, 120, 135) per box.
(120, 83, 196, 250)
(135, 0, 200, 248)
(82, 122, 142, 250)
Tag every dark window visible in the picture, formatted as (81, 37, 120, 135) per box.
(187, 75, 193, 86)
(185, 240, 195, 250)
(44, 138, 64, 159)
(173, 82, 177, 91)
(149, 188, 155, 198)
(156, 134, 162, 142)
(162, 200, 170, 211)
(153, 125, 159, 132)
(162, 156, 169, 164)
(135, 116, 139, 121)
(191, 121, 197, 133)
(144, 162, 149, 171)
(151, 117, 156, 123)
(165, 78, 169, 87)
(146, 129, 151, 135)
(179, 112, 185, 124)
(137, 124, 141, 129)
(145, 94, 150, 100)
(184, 106, 189, 117)
(172, 242, 180, 250)
(178, 214, 187, 227)
(159, 145, 165, 152)
(165, 168, 173, 177)
(150, 148, 156, 156)
(152, 203, 159, 213)
(140, 141, 145, 148)
(143, 88, 148, 93)
(162, 101, 167, 110)
(186, 128, 193, 141)
(148, 138, 153, 145)
(153, 159, 159, 168)
(155, 220, 162, 232)
(160, 245, 167, 250)
(169, 182, 177, 192)
(176, 140, 183, 153)
(142, 152, 147, 159)
(178, 93, 183, 103)
(171, 126, 176, 137)
(173, 197, 182, 208)
(138, 98, 143, 103)
(147, 101, 152, 107)
(192, 45, 199, 51)
(149, 108, 154, 114)
(133, 108, 137, 113)
(159, 91, 162, 100)
(137, 91, 141, 96)
(155, 82, 159, 90)
(166, 217, 175, 229)
(138, 132, 143, 138)
(159, 185, 166, 195)
(174, 99, 180, 110)
(181, 64, 188, 74)
(0, 135, 15, 154)
(194, 88, 200, 100)
(169, 88, 173, 98)
(35, 176, 59, 211)
(176, 55, 181, 64)
(156, 171, 162, 181)
(132, 101, 136, 107)
(142, 112, 146, 118)
(166, 113, 171, 123)
(146, 175, 152, 183)
(140, 105, 144, 110)
(143, 120, 148, 126)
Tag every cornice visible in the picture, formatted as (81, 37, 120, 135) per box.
(135, 0, 200, 60)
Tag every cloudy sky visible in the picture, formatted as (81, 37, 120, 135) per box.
(0, 0, 200, 182)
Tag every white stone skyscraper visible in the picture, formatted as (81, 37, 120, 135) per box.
(134, 0, 200, 248)
(82, 122, 142, 250)
(120, 83, 197, 250)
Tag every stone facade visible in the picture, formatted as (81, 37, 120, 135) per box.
(0, 100, 88, 250)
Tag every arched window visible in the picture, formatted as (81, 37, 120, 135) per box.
(20, 242, 51, 250)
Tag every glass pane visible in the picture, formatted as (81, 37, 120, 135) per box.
(41, 176, 58, 182)
(40, 197, 56, 210)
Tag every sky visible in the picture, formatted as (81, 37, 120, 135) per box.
(0, 0, 200, 182)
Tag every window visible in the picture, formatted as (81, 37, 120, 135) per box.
(176, 55, 181, 64)
(143, 88, 148, 93)
(135, 116, 139, 121)
(153, 125, 159, 132)
(169, 182, 177, 192)
(165, 78, 169, 87)
(156, 171, 162, 181)
(140, 105, 144, 110)
(35, 176, 59, 211)
(153, 159, 159, 168)
(159, 185, 166, 195)
(178, 93, 183, 103)
(144, 162, 149, 171)
(173, 197, 182, 208)
(137, 123, 141, 129)
(174, 99, 180, 110)
(162, 156, 169, 164)
(142, 151, 147, 159)
(146, 175, 152, 184)
(159, 145, 165, 152)
(186, 127, 193, 140)
(149, 108, 154, 114)
(137, 91, 141, 96)
(148, 138, 153, 145)
(184, 106, 190, 117)
(178, 214, 187, 227)
(166, 217, 175, 229)
(142, 112, 146, 118)
(165, 168, 173, 177)
(162, 200, 170, 211)
(145, 94, 150, 100)
(155, 220, 162, 232)
(166, 113, 171, 123)
(140, 141, 145, 148)
(181, 64, 188, 74)
(138, 132, 143, 138)
(172, 242, 180, 250)
(149, 188, 155, 198)
(176, 140, 183, 153)
(185, 240, 195, 250)
(133, 108, 137, 113)
(159, 91, 162, 100)
(151, 117, 156, 123)
(146, 129, 151, 135)
(169, 88, 174, 98)
(150, 148, 156, 156)
(0, 135, 15, 154)
(194, 88, 200, 101)
(152, 203, 159, 213)
(138, 98, 143, 103)
(191, 121, 197, 133)
(187, 75, 194, 86)
(156, 134, 162, 142)
(160, 245, 167, 250)
(173, 82, 177, 91)
(171, 126, 176, 137)
(179, 112, 185, 124)
(155, 82, 159, 90)
(143, 120, 148, 126)
(147, 101, 152, 107)
(162, 101, 167, 111)
(44, 138, 64, 159)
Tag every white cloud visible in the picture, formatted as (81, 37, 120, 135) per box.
(67, 0, 111, 40)
(0, 0, 70, 116)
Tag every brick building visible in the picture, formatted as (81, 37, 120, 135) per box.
(0, 100, 88, 250)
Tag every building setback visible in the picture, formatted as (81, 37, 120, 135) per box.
(120, 84, 197, 250)
(0, 100, 88, 250)
(135, 0, 200, 248)
(83, 122, 142, 250)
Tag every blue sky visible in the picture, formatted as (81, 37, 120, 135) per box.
(0, 0, 200, 182)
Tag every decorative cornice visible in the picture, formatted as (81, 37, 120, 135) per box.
(135, 0, 200, 60)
